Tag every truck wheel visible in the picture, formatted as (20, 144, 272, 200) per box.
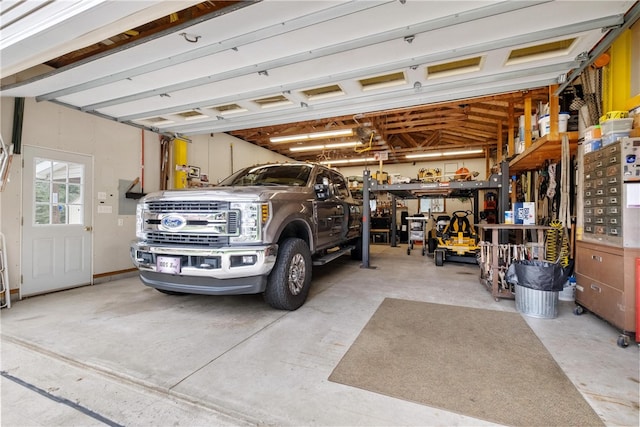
(264, 238, 312, 310)
(350, 236, 363, 260)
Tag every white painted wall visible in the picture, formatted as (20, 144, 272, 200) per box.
(187, 133, 291, 184)
(0, 97, 293, 295)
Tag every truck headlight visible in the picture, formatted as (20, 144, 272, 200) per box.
(136, 203, 145, 239)
(230, 202, 266, 244)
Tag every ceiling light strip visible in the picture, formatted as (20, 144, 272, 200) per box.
(71, 1, 559, 112)
(406, 149, 483, 159)
(320, 157, 377, 165)
(112, 15, 616, 122)
(289, 141, 362, 152)
(271, 129, 353, 143)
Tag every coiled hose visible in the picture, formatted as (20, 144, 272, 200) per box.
(559, 227, 570, 267)
(545, 220, 563, 263)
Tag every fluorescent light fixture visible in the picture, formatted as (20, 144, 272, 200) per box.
(406, 149, 483, 159)
(270, 129, 353, 144)
(290, 141, 362, 152)
(320, 157, 376, 165)
(290, 144, 325, 152)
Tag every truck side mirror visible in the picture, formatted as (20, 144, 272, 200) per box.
(314, 183, 330, 200)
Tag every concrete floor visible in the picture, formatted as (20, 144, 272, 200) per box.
(1, 245, 638, 426)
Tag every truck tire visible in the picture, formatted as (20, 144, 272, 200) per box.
(264, 238, 312, 310)
(350, 236, 363, 260)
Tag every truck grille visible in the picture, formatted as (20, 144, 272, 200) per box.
(146, 232, 228, 246)
(143, 201, 239, 247)
(145, 211, 238, 234)
(147, 201, 229, 213)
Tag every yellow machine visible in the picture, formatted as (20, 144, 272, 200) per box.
(432, 210, 480, 266)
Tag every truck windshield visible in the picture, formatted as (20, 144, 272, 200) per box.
(219, 164, 312, 187)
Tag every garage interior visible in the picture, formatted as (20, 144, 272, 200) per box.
(1, 1, 640, 426)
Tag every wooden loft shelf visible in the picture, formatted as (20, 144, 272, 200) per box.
(509, 131, 579, 174)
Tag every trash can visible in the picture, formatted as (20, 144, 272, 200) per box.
(506, 260, 571, 319)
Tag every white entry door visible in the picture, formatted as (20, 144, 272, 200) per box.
(22, 146, 93, 296)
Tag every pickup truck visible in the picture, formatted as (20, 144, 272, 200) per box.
(130, 162, 362, 310)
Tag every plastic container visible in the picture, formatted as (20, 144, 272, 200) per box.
(600, 118, 633, 135)
(518, 114, 538, 141)
(583, 139, 602, 153)
(602, 131, 630, 146)
(583, 125, 601, 141)
(600, 111, 629, 122)
(538, 113, 570, 137)
(559, 276, 576, 302)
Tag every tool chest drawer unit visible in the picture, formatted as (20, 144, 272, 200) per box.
(577, 137, 640, 347)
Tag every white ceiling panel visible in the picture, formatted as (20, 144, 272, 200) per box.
(1, 0, 638, 163)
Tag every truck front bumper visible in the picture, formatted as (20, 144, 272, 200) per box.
(130, 242, 278, 295)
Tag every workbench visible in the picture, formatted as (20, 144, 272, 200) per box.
(477, 224, 552, 301)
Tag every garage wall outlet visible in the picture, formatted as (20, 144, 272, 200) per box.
(118, 218, 124, 226)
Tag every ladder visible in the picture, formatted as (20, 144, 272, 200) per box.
(0, 133, 13, 192)
(1, 232, 10, 308)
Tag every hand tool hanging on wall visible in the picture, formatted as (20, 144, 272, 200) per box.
(559, 134, 571, 227)
(546, 163, 558, 220)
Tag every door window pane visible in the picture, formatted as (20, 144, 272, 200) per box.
(68, 205, 83, 225)
(33, 158, 84, 225)
(53, 205, 67, 225)
(35, 160, 52, 180)
(35, 204, 50, 225)
(53, 183, 67, 203)
(68, 184, 81, 203)
(52, 162, 67, 183)
(35, 181, 50, 203)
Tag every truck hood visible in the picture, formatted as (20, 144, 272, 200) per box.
(141, 186, 308, 203)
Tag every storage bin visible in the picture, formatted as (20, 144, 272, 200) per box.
(602, 131, 630, 146)
(600, 118, 633, 135)
(583, 139, 602, 153)
(583, 125, 601, 141)
(601, 111, 629, 121)
(518, 114, 538, 141)
(538, 113, 570, 137)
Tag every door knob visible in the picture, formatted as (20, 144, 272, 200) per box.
(84, 226, 93, 231)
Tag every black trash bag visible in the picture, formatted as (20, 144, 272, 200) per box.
(505, 260, 572, 292)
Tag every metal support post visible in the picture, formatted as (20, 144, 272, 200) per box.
(390, 194, 397, 247)
(499, 160, 510, 243)
(362, 169, 371, 268)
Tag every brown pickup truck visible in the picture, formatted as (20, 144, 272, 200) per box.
(130, 162, 362, 310)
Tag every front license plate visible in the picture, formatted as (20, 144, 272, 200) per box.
(157, 256, 181, 274)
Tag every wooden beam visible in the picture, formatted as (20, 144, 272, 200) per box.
(497, 120, 503, 163)
(548, 84, 560, 140)
(524, 94, 532, 150)
(508, 102, 515, 157)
